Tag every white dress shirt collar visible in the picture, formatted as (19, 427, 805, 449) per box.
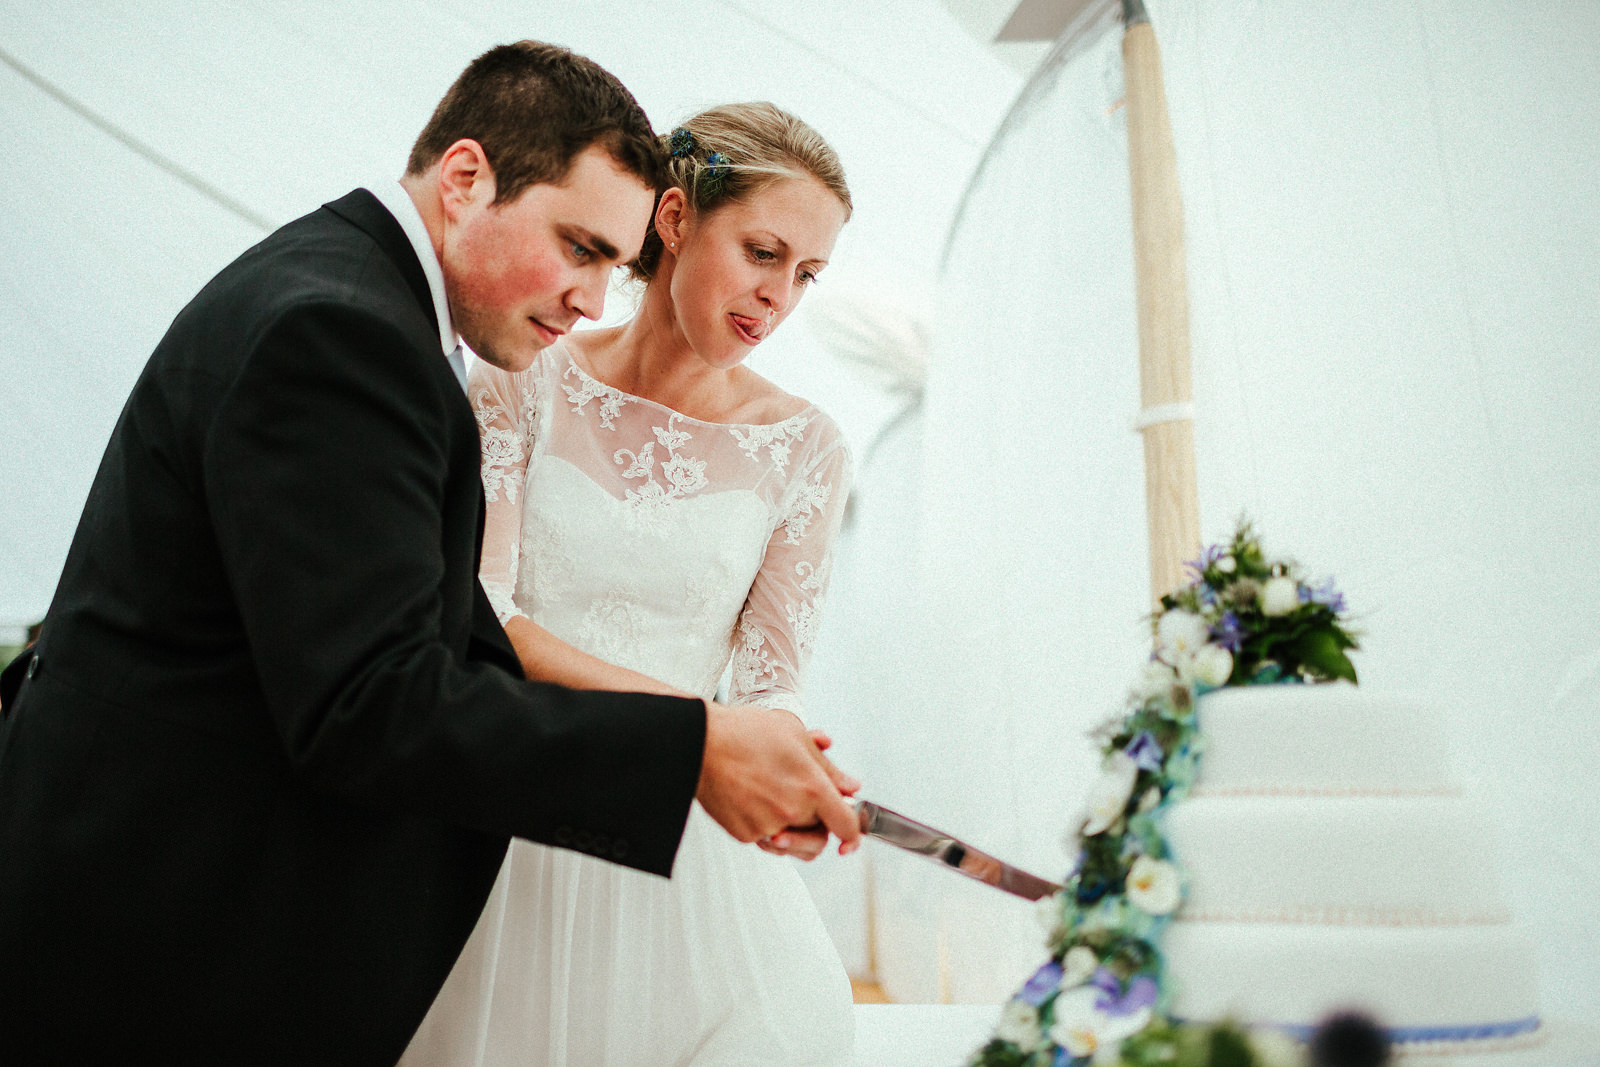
(367, 180, 465, 390)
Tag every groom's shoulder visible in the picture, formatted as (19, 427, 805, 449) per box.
(171, 190, 431, 354)
(225, 191, 417, 315)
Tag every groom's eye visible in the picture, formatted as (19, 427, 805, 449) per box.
(569, 241, 593, 261)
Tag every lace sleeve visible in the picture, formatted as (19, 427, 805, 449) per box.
(728, 425, 853, 721)
(471, 360, 535, 626)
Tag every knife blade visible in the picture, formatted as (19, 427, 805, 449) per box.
(846, 798, 1062, 902)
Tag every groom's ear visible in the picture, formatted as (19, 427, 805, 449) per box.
(437, 138, 495, 220)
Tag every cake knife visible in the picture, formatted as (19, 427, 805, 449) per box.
(845, 797, 1062, 901)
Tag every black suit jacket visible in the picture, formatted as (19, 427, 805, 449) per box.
(0, 190, 706, 1065)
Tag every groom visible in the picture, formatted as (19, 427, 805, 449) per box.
(0, 41, 859, 1066)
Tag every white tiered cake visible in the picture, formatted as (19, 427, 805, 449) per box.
(1161, 682, 1542, 1050)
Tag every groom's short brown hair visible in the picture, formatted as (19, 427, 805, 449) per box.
(406, 41, 666, 205)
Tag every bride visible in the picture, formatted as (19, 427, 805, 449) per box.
(402, 103, 857, 1066)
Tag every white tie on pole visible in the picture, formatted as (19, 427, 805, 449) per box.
(1130, 401, 1194, 432)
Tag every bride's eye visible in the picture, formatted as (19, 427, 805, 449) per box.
(747, 245, 777, 264)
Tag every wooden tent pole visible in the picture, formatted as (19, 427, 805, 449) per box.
(1122, 0, 1199, 605)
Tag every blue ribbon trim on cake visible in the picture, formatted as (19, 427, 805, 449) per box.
(1195, 1016, 1542, 1045)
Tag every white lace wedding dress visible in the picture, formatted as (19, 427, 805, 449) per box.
(401, 342, 855, 1067)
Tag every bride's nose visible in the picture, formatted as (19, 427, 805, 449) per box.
(754, 275, 790, 320)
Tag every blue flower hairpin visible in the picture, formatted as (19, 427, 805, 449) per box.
(668, 127, 697, 159)
(701, 151, 731, 195)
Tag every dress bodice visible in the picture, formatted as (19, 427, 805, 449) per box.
(472, 342, 852, 710)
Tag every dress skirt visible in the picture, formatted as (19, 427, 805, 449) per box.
(401, 802, 854, 1066)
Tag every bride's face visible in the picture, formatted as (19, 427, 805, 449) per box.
(664, 176, 846, 369)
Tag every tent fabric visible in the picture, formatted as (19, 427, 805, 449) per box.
(0, 0, 1017, 630)
(837, 0, 1599, 1017)
(4, 0, 1598, 1022)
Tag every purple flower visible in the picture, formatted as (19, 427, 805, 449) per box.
(1088, 967, 1121, 1000)
(1302, 576, 1347, 613)
(1184, 543, 1227, 581)
(1090, 969, 1159, 1017)
(1019, 960, 1064, 1006)
(1124, 731, 1164, 773)
(1210, 611, 1245, 652)
(1114, 976, 1159, 1015)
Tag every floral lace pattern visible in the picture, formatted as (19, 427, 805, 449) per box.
(780, 473, 832, 545)
(576, 589, 647, 665)
(562, 364, 627, 428)
(476, 401, 525, 506)
(731, 611, 776, 695)
(519, 516, 570, 607)
(471, 343, 853, 717)
(614, 415, 711, 534)
(730, 413, 811, 474)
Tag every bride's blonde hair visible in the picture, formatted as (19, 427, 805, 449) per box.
(630, 102, 851, 283)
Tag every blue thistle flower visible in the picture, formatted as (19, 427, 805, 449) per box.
(668, 127, 696, 158)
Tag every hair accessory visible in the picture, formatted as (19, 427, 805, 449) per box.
(701, 151, 731, 196)
(668, 127, 697, 159)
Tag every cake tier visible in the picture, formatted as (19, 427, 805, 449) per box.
(1162, 921, 1541, 1041)
(1166, 794, 1511, 923)
(1192, 684, 1455, 796)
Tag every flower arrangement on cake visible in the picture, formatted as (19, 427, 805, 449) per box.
(970, 521, 1359, 1067)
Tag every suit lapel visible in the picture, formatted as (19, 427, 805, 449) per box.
(323, 189, 439, 339)
(322, 190, 519, 678)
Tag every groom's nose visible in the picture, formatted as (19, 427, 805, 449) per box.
(568, 270, 608, 323)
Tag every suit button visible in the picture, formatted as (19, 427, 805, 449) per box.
(554, 826, 573, 846)
(573, 830, 593, 851)
(591, 834, 608, 854)
(611, 839, 629, 861)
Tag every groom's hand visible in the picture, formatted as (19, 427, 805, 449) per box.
(698, 704, 862, 856)
(759, 730, 839, 861)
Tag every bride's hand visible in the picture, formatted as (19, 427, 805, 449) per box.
(697, 705, 862, 855)
(758, 729, 838, 861)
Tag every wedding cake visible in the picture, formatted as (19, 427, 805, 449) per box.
(1161, 682, 1543, 1049)
(973, 524, 1544, 1067)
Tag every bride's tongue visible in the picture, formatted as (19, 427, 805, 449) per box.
(730, 312, 767, 344)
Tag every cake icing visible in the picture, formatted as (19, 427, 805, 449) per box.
(1188, 684, 1455, 797)
(1162, 684, 1543, 1049)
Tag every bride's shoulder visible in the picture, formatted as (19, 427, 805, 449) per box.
(728, 367, 814, 426)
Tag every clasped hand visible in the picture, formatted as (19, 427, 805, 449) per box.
(696, 704, 861, 862)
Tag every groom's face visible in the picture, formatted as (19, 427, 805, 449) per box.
(443, 145, 655, 372)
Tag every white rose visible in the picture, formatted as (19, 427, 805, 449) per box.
(1156, 609, 1210, 663)
(1129, 660, 1179, 704)
(1049, 988, 1153, 1058)
(1034, 894, 1063, 933)
(1125, 855, 1182, 915)
(996, 999, 1043, 1052)
(1216, 554, 1237, 573)
(1081, 751, 1139, 836)
(1191, 643, 1234, 687)
(1261, 576, 1300, 617)
(1059, 945, 1098, 988)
